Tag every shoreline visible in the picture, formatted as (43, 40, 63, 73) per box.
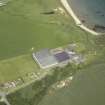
(61, 0, 104, 35)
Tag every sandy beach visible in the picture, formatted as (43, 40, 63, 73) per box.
(61, 0, 104, 35)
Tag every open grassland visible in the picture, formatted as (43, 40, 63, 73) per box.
(0, 0, 105, 99)
(7, 60, 105, 105)
(7, 64, 76, 105)
(0, 102, 6, 105)
(0, 0, 105, 105)
(0, 54, 39, 83)
(0, 0, 94, 60)
(0, 0, 96, 83)
(38, 63, 105, 105)
(6, 49, 105, 105)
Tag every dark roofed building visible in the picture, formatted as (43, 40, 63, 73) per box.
(54, 51, 70, 63)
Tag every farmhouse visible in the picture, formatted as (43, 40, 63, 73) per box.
(33, 48, 72, 69)
(32, 45, 85, 69)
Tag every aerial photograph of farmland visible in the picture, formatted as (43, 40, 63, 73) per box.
(0, 0, 105, 105)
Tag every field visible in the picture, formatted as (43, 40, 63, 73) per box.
(0, 0, 105, 105)
(38, 63, 105, 105)
(7, 64, 76, 105)
(0, 102, 6, 105)
(6, 59, 105, 105)
(0, 0, 93, 60)
(0, 54, 40, 83)
(0, 0, 95, 83)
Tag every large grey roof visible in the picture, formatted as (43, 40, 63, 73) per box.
(33, 49, 58, 69)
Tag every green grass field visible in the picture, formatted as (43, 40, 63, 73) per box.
(0, 0, 105, 96)
(0, 0, 92, 60)
(6, 60, 105, 105)
(38, 63, 105, 105)
(0, 0, 105, 105)
(0, 102, 6, 105)
(0, 54, 38, 83)
(6, 64, 76, 105)
(0, 0, 96, 83)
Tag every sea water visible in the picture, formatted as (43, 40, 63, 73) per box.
(67, 0, 105, 32)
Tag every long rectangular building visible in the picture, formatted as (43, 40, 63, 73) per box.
(32, 47, 80, 69)
(32, 49, 58, 69)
